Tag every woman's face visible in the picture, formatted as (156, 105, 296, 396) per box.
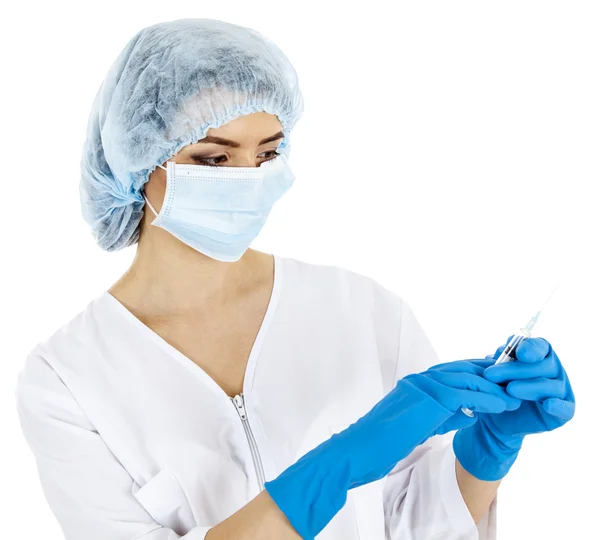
(142, 111, 284, 222)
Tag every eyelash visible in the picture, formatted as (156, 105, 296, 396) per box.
(191, 150, 280, 167)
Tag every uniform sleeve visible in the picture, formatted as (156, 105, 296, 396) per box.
(15, 351, 212, 540)
(382, 299, 498, 540)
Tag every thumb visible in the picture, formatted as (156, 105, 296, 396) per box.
(542, 398, 575, 421)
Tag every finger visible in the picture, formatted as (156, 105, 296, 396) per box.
(493, 339, 512, 359)
(427, 360, 474, 372)
(482, 343, 507, 363)
(437, 411, 479, 434)
(428, 371, 522, 410)
(501, 395, 522, 411)
(505, 377, 566, 401)
(483, 354, 559, 383)
(455, 390, 513, 414)
(515, 337, 551, 363)
(471, 359, 498, 369)
(428, 370, 507, 395)
(542, 397, 575, 421)
(430, 360, 493, 376)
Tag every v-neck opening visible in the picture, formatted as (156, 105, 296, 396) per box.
(100, 253, 284, 401)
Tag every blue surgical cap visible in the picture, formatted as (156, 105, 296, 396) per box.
(80, 18, 304, 252)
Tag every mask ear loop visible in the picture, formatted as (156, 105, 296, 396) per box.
(143, 162, 169, 217)
(143, 193, 159, 217)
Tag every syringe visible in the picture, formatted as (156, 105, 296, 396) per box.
(461, 282, 560, 418)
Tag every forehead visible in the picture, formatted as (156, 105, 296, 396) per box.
(192, 113, 283, 148)
(207, 111, 282, 136)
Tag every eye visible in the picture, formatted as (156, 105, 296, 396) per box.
(261, 150, 281, 160)
(190, 150, 280, 167)
(191, 155, 227, 167)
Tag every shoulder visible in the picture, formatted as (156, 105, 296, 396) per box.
(278, 254, 406, 314)
(15, 294, 113, 438)
(17, 294, 107, 391)
(15, 342, 95, 445)
(278, 257, 441, 376)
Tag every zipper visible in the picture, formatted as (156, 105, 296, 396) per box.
(232, 393, 266, 491)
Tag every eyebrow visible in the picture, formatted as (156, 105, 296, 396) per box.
(194, 131, 284, 148)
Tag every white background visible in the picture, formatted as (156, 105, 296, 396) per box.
(2, 1, 599, 538)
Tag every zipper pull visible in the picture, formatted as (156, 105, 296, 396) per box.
(233, 394, 247, 420)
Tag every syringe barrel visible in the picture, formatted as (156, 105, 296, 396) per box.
(494, 329, 531, 365)
(462, 327, 533, 417)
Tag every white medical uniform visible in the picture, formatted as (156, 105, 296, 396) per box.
(15, 254, 497, 539)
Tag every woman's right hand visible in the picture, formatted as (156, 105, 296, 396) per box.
(264, 358, 521, 540)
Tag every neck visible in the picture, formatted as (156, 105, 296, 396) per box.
(108, 226, 269, 317)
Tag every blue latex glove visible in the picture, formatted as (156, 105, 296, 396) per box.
(453, 336, 575, 481)
(265, 360, 521, 539)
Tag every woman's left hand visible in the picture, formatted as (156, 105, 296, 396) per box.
(452, 336, 575, 481)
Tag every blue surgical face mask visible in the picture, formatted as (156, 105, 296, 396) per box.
(143, 153, 295, 262)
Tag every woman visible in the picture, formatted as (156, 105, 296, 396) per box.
(15, 18, 575, 540)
